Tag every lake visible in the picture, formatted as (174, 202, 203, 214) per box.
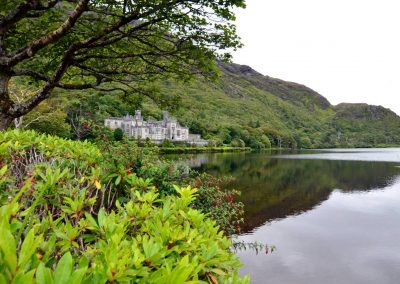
(173, 148, 400, 284)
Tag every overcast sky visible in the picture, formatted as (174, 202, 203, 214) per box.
(232, 0, 400, 115)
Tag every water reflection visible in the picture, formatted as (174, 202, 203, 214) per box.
(177, 152, 400, 233)
(276, 147, 400, 162)
(237, 181, 400, 284)
(168, 151, 400, 284)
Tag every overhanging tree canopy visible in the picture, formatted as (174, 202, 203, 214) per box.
(0, 0, 245, 129)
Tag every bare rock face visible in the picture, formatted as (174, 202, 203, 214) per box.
(217, 61, 331, 111)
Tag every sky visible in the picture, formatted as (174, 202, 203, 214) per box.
(232, 0, 400, 115)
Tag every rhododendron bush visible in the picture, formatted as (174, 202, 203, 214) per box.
(0, 130, 249, 283)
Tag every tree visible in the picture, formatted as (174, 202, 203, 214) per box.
(0, 0, 245, 130)
(299, 135, 312, 149)
(218, 127, 232, 144)
(113, 128, 123, 141)
(8, 81, 71, 136)
(230, 138, 245, 148)
(260, 134, 271, 148)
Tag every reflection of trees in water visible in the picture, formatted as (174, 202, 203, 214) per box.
(191, 153, 400, 233)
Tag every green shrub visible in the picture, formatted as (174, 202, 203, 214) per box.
(299, 136, 312, 149)
(230, 138, 245, 148)
(0, 130, 249, 283)
(260, 135, 271, 149)
(161, 139, 175, 148)
(190, 173, 244, 236)
(113, 128, 124, 141)
(248, 139, 264, 149)
(88, 133, 246, 235)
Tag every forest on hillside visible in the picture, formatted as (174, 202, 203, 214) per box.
(11, 62, 400, 149)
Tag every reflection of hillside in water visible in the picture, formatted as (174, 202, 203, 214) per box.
(183, 155, 210, 168)
(180, 153, 400, 233)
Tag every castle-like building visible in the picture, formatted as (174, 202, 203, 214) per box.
(105, 110, 207, 145)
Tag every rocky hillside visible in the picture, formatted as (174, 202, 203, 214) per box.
(330, 103, 400, 146)
(151, 62, 400, 148)
(334, 103, 398, 120)
(218, 62, 331, 111)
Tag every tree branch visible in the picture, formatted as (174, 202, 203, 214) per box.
(6, 0, 88, 67)
(0, 0, 43, 36)
(2, 0, 236, 123)
(12, 69, 49, 81)
(12, 68, 106, 89)
(57, 78, 110, 90)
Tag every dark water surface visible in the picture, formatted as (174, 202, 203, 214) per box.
(171, 148, 400, 284)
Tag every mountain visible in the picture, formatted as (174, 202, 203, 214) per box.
(330, 103, 400, 147)
(218, 62, 331, 111)
(61, 62, 400, 148)
(334, 103, 398, 120)
(146, 62, 400, 148)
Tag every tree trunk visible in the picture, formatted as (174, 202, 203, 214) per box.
(0, 69, 14, 130)
(14, 116, 23, 129)
(0, 113, 13, 130)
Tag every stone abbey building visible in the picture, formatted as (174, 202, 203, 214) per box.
(105, 110, 207, 145)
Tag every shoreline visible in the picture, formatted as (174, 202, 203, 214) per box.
(158, 146, 251, 154)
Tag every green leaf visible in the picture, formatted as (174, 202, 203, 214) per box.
(211, 268, 227, 276)
(162, 199, 170, 220)
(167, 263, 194, 284)
(97, 209, 106, 227)
(0, 274, 7, 284)
(53, 253, 73, 284)
(0, 229, 17, 274)
(69, 268, 87, 283)
(0, 165, 7, 176)
(78, 256, 89, 270)
(115, 175, 121, 186)
(11, 269, 35, 284)
(36, 263, 53, 284)
(84, 212, 98, 229)
(18, 229, 36, 269)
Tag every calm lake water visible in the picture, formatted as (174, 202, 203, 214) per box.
(172, 148, 400, 284)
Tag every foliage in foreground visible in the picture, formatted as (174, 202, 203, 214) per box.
(190, 174, 244, 236)
(0, 130, 249, 283)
